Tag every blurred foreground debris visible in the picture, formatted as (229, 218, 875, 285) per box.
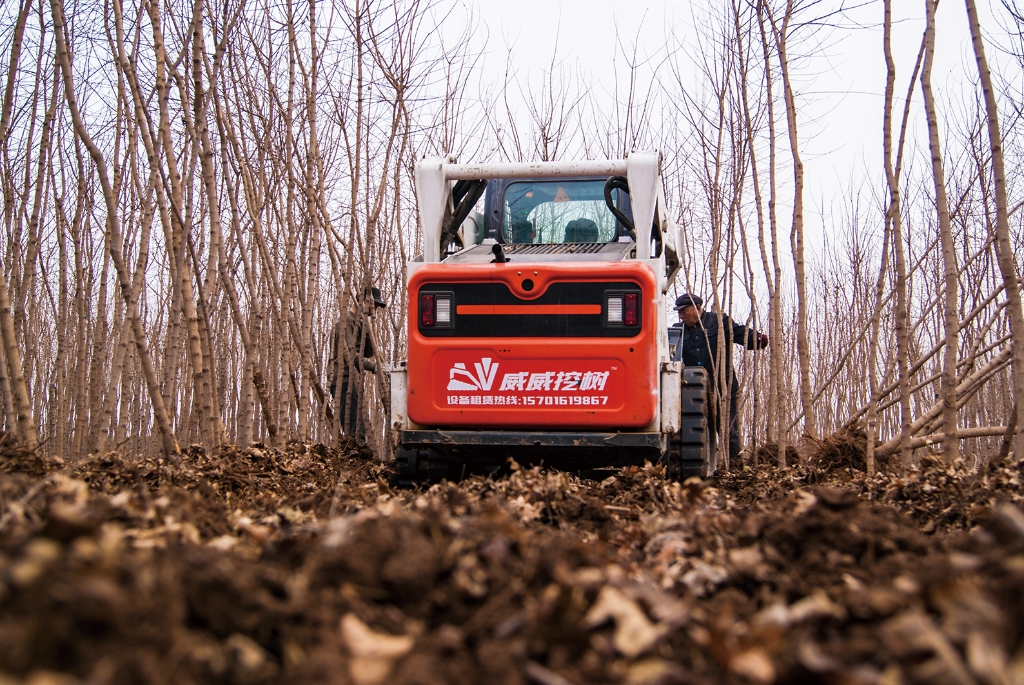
(0, 436, 1021, 684)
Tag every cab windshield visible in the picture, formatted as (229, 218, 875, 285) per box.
(502, 179, 629, 245)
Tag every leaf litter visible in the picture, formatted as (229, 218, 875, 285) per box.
(0, 432, 1022, 685)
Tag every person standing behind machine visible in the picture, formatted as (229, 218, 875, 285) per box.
(329, 286, 387, 438)
(670, 293, 769, 462)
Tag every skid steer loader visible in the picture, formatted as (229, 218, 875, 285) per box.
(390, 152, 715, 484)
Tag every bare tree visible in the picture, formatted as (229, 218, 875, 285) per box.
(763, 0, 815, 444)
(920, 0, 960, 463)
(882, 0, 927, 471)
(0, 0, 39, 451)
(965, 0, 1024, 461)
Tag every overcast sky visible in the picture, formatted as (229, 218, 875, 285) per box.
(465, 0, 1017, 215)
(431, 0, 1021, 307)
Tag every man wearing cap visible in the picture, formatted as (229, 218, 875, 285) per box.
(671, 293, 768, 462)
(328, 286, 387, 437)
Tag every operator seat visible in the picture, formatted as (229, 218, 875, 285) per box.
(564, 218, 599, 243)
(510, 216, 536, 244)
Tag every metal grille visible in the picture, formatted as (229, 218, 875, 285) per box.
(506, 243, 606, 255)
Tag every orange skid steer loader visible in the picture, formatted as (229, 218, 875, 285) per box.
(390, 153, 716, 484)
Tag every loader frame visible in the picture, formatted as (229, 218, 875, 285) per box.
(391, 153, 713, 484)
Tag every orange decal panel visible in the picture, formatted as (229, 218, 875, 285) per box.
(406, 261, 659, 429)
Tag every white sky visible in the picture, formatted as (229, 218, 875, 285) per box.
(437, 0, 1021, 312)
(468, 0, 1016, 215)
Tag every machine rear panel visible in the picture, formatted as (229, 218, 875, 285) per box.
(406, 262, 658, 429)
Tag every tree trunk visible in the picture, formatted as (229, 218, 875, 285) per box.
(754, 5, 787, 466)
(921, 0, 959, 464)
(769, 2, 814, 443)
(882, 0, 924, 472)
(964, 0, 1024, 461)
(0, 0, 38, 451)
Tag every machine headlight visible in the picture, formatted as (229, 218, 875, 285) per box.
(436, 297, 451, 325)
(607, 296, 623, 324)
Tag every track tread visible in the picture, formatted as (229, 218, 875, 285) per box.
(664, 367, 715, 480)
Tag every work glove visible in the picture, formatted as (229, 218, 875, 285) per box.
(362, 359, 377, 373)
(757, 333, 769, 348)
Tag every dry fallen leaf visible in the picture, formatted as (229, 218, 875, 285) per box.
(965, 631, 1010, 685)
(730, 648, 776, 684)
(624, 657, 687, 685)
(225, 633, 276, 683)
(882, 611, 976, 685)
(341, 613, 415, 685)
(788, 589, 847, 623)
(9, 539, 61, 587)
(585, 585, 666, 659)
(22, 671, 79, 685)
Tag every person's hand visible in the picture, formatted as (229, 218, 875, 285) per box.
(362, 359, 377, 373)
(757, 333, 769, 348)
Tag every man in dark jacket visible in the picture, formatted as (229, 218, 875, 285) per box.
(670, 293, 768, 462)
(328, 286, 387, 437)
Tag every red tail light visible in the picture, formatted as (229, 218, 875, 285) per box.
(624, 293, 638, 327)
(420, 294, 435, 326)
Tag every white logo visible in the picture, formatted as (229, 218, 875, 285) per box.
(447, 358, 499, 391)
(498, 370, 609, 392)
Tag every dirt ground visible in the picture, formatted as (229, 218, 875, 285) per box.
(1, 430, 1023, 685)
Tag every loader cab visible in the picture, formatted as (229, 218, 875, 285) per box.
(481, 178, 635, 245)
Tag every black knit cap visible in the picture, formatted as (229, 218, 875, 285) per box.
(673, 293, 703, 311)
